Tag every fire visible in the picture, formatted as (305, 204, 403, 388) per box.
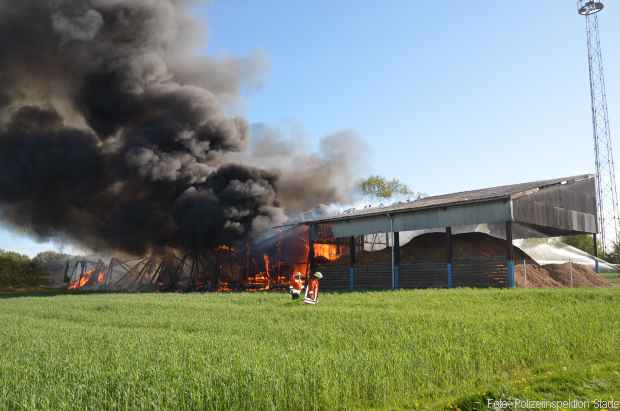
(313, 243, 341, 262)
(291, 263, 308, 277)
(245, 273, 270, 291)
(63, 225, 329, 293)
(272, 274, 289, 289)
(216, 279, 233, 292)
(68, 268, 106, 290)
(263, 254, 270, 276)
(68, 269, 95, 290)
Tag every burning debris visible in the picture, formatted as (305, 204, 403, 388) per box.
(0, 0, 365, 278)
(65, 225, 314, 293)
(67, 260, 108, 291)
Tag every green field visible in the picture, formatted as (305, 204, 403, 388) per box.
(1, 289, 620, 410)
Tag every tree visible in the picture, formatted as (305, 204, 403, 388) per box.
(34, 251, 76, 283)
(0, 249, 49, 288)
(561, 234, 599, 255)
(560, 234, 620, 263)
(358, 175, 422, 199)
(603, 241, 620, 264)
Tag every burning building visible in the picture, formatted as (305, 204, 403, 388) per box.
(0, 0, 365, 290)
(64, 174, 606, 292)
(65, 226, 312, 292)
(0, 4, 607, 292)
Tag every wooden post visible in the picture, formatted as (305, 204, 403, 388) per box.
(593, 233, 600, 273)
(446, 227, 453, 288)
(506, 221, 515, 288)
(349, 236, 356, 290)
(393, 231, 400, 289)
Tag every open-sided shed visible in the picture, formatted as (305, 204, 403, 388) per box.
(300, 174, 598, 289)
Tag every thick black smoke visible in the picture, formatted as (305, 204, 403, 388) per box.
(0, 0, 361, 255)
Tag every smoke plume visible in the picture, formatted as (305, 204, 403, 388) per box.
(0, 0, 364, 255)
(243, 125, 367, 213)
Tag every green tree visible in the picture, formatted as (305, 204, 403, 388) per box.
(559, 234, 620, 263)
(0, 249, 49, 288)
(359, 175, 423, 199)
(561, 234, 600, 255)
(603, 241, 620, 264)
(34, 251, 76, 283)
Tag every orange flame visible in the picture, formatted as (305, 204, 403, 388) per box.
(272, 274, 289, 288)
(216, 280, 233, 292)
(313, 243, 341, 261)
(292, 263, 308, 277)
(245, 272, 270, 291)
(263, 254, 270, 276)
(68, 269, 105, 290)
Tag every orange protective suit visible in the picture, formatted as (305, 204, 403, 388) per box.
(304, 278, 320, 304)
(289, 273, 304, 300)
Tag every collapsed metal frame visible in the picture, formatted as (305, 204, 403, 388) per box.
(65, 245, 277, 292)
(66, 225, 319, 293)
(109, 257, 162, 292)
(108, 253, 213, 292)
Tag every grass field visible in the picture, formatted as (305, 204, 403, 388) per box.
(1, 289, 620, 410)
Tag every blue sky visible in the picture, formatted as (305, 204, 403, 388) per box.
(2, 1, 619, 256)
(199, 0, 620, 188)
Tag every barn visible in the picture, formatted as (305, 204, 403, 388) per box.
(296, 174, 599, 290)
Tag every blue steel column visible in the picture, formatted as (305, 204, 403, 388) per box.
(506, 221, 515, 288)
(593, 233, 600, 273)
(446, 227, 453, 288)
(388, 215, 396, 289)
(393, 231, 400, 289)
(349, 236, 356, 290)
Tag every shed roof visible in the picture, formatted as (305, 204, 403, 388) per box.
(304, 174, 594, 225)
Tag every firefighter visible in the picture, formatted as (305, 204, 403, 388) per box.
(289, 272, 305, 300)
(304, 271, 323, 304)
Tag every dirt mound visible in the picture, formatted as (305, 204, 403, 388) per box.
(515, 263, 563, 288)
(544, 263, 611, 287)
(358, 232, 528, 264)
(351, 232, 610, 288)
(404, 232, 515, 262)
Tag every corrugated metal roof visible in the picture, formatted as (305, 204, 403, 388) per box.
(301, 174, 594, 225)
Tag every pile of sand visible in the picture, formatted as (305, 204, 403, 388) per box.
(357, 232, 525, 264)
(543, 263, 611, 287)
(515, 263, 563, 288)
(347, 232, 611, 288)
